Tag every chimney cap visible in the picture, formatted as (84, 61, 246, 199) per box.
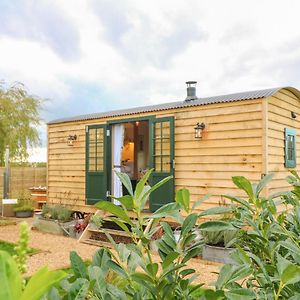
(185, 81, 197, 101)
(186, 81, 197, 85)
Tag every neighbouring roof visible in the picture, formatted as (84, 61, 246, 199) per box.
(48, 86, 300, 125)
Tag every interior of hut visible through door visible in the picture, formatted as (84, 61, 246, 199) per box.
(112, 121, 149, 208)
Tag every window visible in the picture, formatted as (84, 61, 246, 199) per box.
(284, 128, 296, 168)
(88, 127, 104, 172)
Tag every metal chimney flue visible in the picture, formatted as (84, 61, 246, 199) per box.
(185, 81, 197, 101)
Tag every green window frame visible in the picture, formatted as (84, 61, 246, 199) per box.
(284, 128, 296, 168)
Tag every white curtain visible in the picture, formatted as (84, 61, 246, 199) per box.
(113, 124, 124, 205)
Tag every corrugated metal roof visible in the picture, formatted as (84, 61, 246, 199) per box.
(48, 86, 300, 125)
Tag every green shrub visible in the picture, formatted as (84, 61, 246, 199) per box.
(41, 204, 72, 222)
(201, 229, 238, 247)
(13, 205, 34, 213)
(14, 191, 33, 213)
(89, 214, 104, 228)
(200, 172, 300, 299)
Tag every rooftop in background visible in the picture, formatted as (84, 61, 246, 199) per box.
(48, 86, 300, 125)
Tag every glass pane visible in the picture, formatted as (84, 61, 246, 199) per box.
(97, 128, 104, 143)
(97, 160, 104, 171)
(155, 139, 161, 154)
(155, 123, 161, 138)
(89, 157, 96, 171)
(162, 156, 170, 172)
(162, 122, 170, 138)
(162, 139, 170, 156)
(155, 156, 162, 172)
(89, 129, 96, 142)
(96, 128, 104, 171)
(287, 135, 295, 160)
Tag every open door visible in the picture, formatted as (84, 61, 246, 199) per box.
(86, 124, 107, 204)
(149, 117, 175, 212)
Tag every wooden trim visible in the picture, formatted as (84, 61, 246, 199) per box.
(47, 126, 49, 203)
(262, 98, 269, 197)
(107, 115, 156, 125)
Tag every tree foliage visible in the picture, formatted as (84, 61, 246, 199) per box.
(0, 82, 42, 164)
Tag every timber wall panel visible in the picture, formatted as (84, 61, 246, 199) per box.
(267, 89, 300, 194)
(48, 99, 264, 212)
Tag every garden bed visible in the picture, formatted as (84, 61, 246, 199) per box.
(0, 239, 40, 256)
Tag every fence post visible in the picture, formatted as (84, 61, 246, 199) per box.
(3, 146, 9, 199)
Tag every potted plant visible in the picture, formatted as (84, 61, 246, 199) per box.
(33, 204, 74, 236)
(201, 229, 238, 264)
(89, 214, 104, 230)
(14, 192, 34, 218)
(14, 205, 34, 218)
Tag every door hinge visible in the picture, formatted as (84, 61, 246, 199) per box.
(106, 190, 110, 197)
(172, 159, 175, 169)
(106, 129, 110, 137)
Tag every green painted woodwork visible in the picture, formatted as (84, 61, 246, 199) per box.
(284, 128, 296, 168)
(86, 124, 108, 204)
(85, 115, 175, 210)
(149, 116, 175, 212)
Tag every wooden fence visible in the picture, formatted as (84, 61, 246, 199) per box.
(0, 167, 47, 199)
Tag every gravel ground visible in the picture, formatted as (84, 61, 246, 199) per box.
(0, 219, 221, 287)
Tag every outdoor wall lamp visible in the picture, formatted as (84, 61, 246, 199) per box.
(291, 111, 297, 119)
(67, 134, 77, 146)
(194, 122, 205, 139)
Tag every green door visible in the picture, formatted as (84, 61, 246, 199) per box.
(149, 117, 175, 212)
(86, 124, 107, 204)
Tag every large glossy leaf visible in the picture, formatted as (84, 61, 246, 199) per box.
(95, 201, 133, 225)
(92, 248, 111, 273)
(255, 173, 274, 197)
(140, 176, 173, 204)
(88, 266, 106, 299)
(192, 195, 210, 210)
(281, 264, 300, 285)
(70, 251, 88, 279)
(107, 260, 128, 278)
(224, 195, 254, 212)
(181, 213, 198, 237)
(115, 171, 134, 196)
(149, 202, 180, 219)
(134, 169, 152, 200)
(215, 264, 235, 289)
(111, 195, 133, 210)
(198, 206, 235, 217)
(0, 251, 22, 300)
(182, 247, 202, 264)
(232, 176, 255, 201)
(146, 263, 159, 277)
(199, 221, 235, 232)
(176, 188, 190, 213)
(162, 251, 180, 269)
(21, 267, 66, 300)
(225, 288, 256, 300)
(66, 278, 89, 300)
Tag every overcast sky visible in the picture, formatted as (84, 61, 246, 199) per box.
(1, 0, 300, 161)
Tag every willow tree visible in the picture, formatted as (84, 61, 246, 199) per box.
(0, 82, 42, 165)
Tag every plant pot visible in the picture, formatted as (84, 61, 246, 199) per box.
(33, 217, 75, 236)
(15, 211, 33, 218)
(202, 244, 235, 264)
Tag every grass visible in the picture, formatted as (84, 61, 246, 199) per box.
(0, 240, 40, 256)
(0, 219, 17, 226)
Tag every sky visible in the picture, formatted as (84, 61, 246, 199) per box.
(1, 0, 300, 161)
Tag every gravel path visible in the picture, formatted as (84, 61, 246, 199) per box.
(0, 219, 221, 287)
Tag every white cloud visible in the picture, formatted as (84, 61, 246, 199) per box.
(28, 147, 47, 162)
(0, 0, 299, 122)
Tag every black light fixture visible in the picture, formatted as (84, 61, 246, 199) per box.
(194, 122, 205, 138)
(67, 134, 77, 146)
(291, 111, 297, 119)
